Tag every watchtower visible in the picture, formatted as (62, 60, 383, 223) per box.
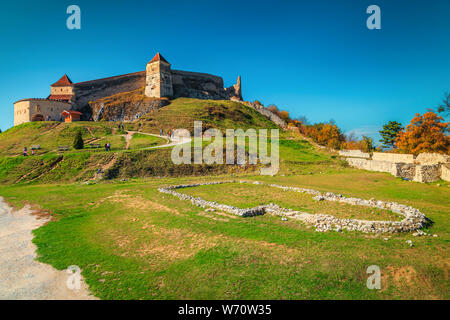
(145, 53, 173, 98)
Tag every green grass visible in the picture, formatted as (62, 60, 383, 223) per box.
(128, 133, 166, 150)
(126, 97, 279, 134)
(1, 99, 448, 300)
(0, 121, 118, 156)
(179, 182, 403, 221)
(0, 171, 448, 300)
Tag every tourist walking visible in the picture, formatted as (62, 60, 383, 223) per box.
(23, 147, 28, 156)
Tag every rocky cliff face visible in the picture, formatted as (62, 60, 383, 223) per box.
(89, 88, 169, 121)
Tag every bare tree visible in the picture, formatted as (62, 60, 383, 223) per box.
(437, 92, 449, 116)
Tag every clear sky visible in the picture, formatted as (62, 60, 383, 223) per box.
(1, 0, 449, 143)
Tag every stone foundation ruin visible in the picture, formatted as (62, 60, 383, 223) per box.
(158, 180, 429, 234)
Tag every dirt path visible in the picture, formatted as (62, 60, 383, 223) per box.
(0, 197, 97, 300)
(125, 131, 190, 150)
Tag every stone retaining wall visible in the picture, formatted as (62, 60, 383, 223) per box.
(158, 181, 428, 234)
(341, 150, 449, 182)
(346, 158, 395, 174)
(413, 165, 441, 183)
(338, 150, 370, 159)
(441, 164, 450, 181)
(415, 153, 450, 165)
(372, 152, 415, 164)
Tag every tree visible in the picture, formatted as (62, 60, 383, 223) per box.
(379, 121, 403, 150)
(305, 123, 345, 150)
(362, 136, 374, 152)
(267, 104, 278, 113)
(278, 110, 290, 123)
(294, 115, 309, 125)
(437, 92, 449, 117)
(395, 112, 449, 155)
(73, 129, 84, 150)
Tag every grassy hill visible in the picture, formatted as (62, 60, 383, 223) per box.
(127, 97, 279, 134)
(0, 121, 118, 157)
(0, 97, 448, 300)
(91, 88, 279, 133)
(0, 98, 333, 184)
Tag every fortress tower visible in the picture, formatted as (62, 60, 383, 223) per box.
(14, 52, 243, 126)
(145, 53, 173, 98)
(48, 74, 74, 102)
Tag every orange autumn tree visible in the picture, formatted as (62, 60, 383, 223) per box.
(395, 112, 449, 155)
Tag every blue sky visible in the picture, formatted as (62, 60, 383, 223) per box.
(1, 0, 449, 143)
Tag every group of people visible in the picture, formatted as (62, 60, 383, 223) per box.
(160, 128, 175, 139)
(118, 123, 125, 131)
(22, 147, 35, 156)
(104, 143, 111, 151)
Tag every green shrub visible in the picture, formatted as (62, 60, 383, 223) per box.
(73, 129, 84, 150)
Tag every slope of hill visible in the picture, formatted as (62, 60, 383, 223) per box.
(0, 121, 117, 157)
(0, 97, 334, 184)
(91, 88, 279, 133)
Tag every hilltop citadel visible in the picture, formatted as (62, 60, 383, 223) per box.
(13, 53, 242, 126)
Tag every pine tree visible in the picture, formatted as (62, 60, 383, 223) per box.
(73, 129, 84, 149)
(379, 121, 403, 150)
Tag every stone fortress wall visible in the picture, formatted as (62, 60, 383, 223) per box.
(72, 71, 146, 108)
(13, 53, 243, 126)
(14, 99, 71, 126)
(341, 150, 450, 183)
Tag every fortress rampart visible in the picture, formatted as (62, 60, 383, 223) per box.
(13, 52, 242, 126)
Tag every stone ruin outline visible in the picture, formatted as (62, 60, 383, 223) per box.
(158, 180, 429, 234)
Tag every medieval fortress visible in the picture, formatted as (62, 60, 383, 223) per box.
(13, 53, 242, 126)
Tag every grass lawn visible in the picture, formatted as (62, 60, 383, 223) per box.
(179, 182, 403, 221)
(0, 121, 118, 156)
(0, 170, 448, 300)
(129, 133, 166, 150)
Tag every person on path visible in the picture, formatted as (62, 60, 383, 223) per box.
(23, 147, 28, 156)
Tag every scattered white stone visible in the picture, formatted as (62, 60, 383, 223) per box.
(406, 240, 414, 247)
(158, 181, 429, 234)
(433, 234, 438, 237)
(281, 217, 288, 221)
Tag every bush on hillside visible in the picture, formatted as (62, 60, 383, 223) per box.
(73, 129, 84, 150)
